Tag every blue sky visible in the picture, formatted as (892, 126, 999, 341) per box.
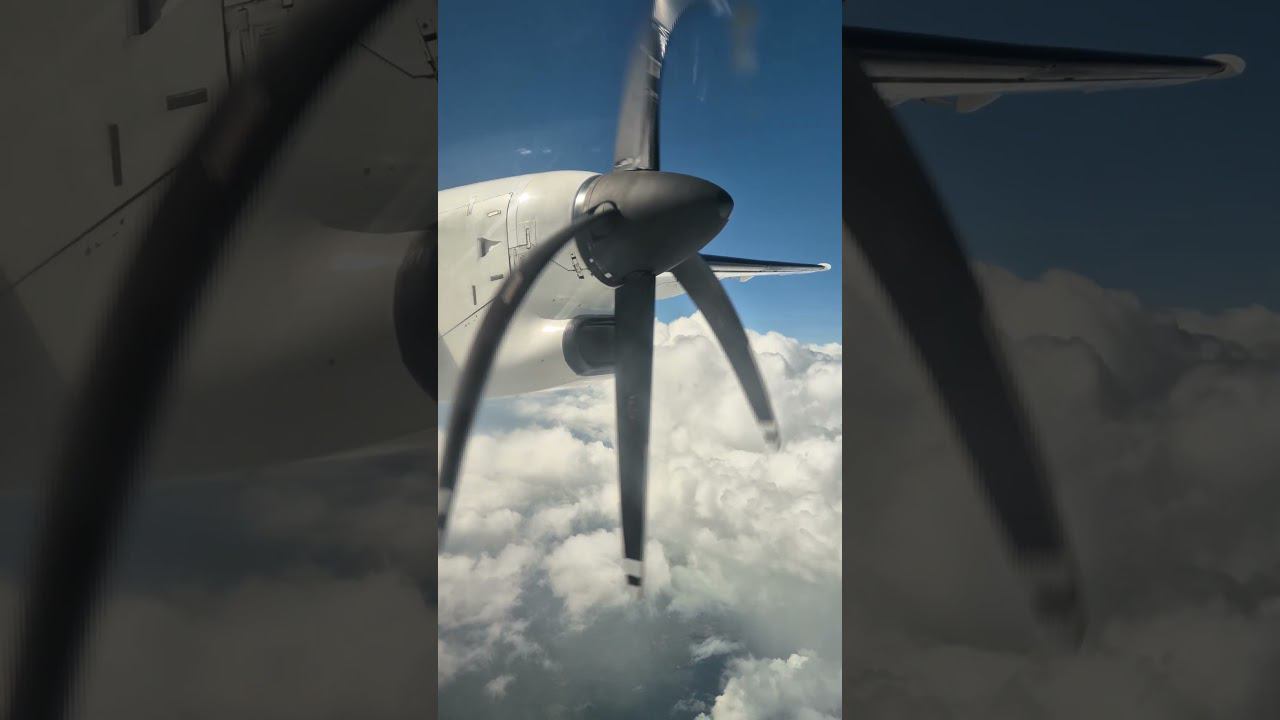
(440, 0, 842, 344)
(850, 0, 1280, 313)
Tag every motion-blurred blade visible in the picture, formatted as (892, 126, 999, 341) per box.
(672, 255, 779, 449)
(615, 272, 657, 588)
(438, 209, 619, 542)
(843, 50, 1086, 646)
(727, 0, 759, 74)
(613, 0, 695, 171)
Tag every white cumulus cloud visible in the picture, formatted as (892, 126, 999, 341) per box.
(839, 253, 1280, 718)
(690, 636, 743, 663)
(697, 652, 841, 720)
(484, 673, 515, 699)
(438, 312, 843, 714)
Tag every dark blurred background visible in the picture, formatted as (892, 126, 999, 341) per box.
(843, 2, 1280, 717)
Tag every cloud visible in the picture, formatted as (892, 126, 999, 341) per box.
(0, 571, 435, 720)
(0, 455, 438, 720)
(438, 544, 542, 683)
(436, 259, 1280, 716)
(838, 254, 1280, 717)
(690, 636, 743, 663)
(484, 673, 515, 699)
(438, 313, 843, 714)
(696, 652, 841, 720)
(543, 529, 672, 627)
(10, 254, 1280, 717)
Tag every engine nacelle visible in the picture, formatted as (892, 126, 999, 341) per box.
(433, 314, 615, 402)
(434, 170, 623, 402)
(562, 315, 616, 377)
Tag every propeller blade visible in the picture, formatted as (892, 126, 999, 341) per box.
(843, 46, 1087, 646)
(613, 0, 696, 171)
(726, 0, 759, 75)
(438, 208, 620, 542)
(615, 272, 657, 588)
(672, 255, 779, 449)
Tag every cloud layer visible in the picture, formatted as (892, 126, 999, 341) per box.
(697, 651, 841, 720)
(7, 256, 1280, 717)
(441, 255, 1280, 716)
(438, 312, 844, 717)
(840, 254, 1280, 718)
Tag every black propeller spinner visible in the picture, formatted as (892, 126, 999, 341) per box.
(438, 0, 779, 591)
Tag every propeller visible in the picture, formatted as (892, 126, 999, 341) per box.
(843, 31, 1087, 646)
(438, 0, 778, 592)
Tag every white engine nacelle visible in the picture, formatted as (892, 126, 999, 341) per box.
(435, 171, 621, 401)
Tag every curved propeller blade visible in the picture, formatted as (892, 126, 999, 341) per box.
(615, 272, 658, 588)
(843, 45, 1087, 646)
(438, 208, 620, 542)
(672, 255, 780, 449)
(613, 0, 696, 171)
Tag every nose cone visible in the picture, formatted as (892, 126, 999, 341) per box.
(577, 171, 733, 285)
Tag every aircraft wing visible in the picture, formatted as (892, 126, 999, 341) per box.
(848, 26, 1245, 112)
(655, 253, 830, 300)
(702, 254, 831, 281)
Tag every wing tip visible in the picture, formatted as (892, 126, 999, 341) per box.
(700, 254, 832, 275)
(1206, 53, 1246, 79)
